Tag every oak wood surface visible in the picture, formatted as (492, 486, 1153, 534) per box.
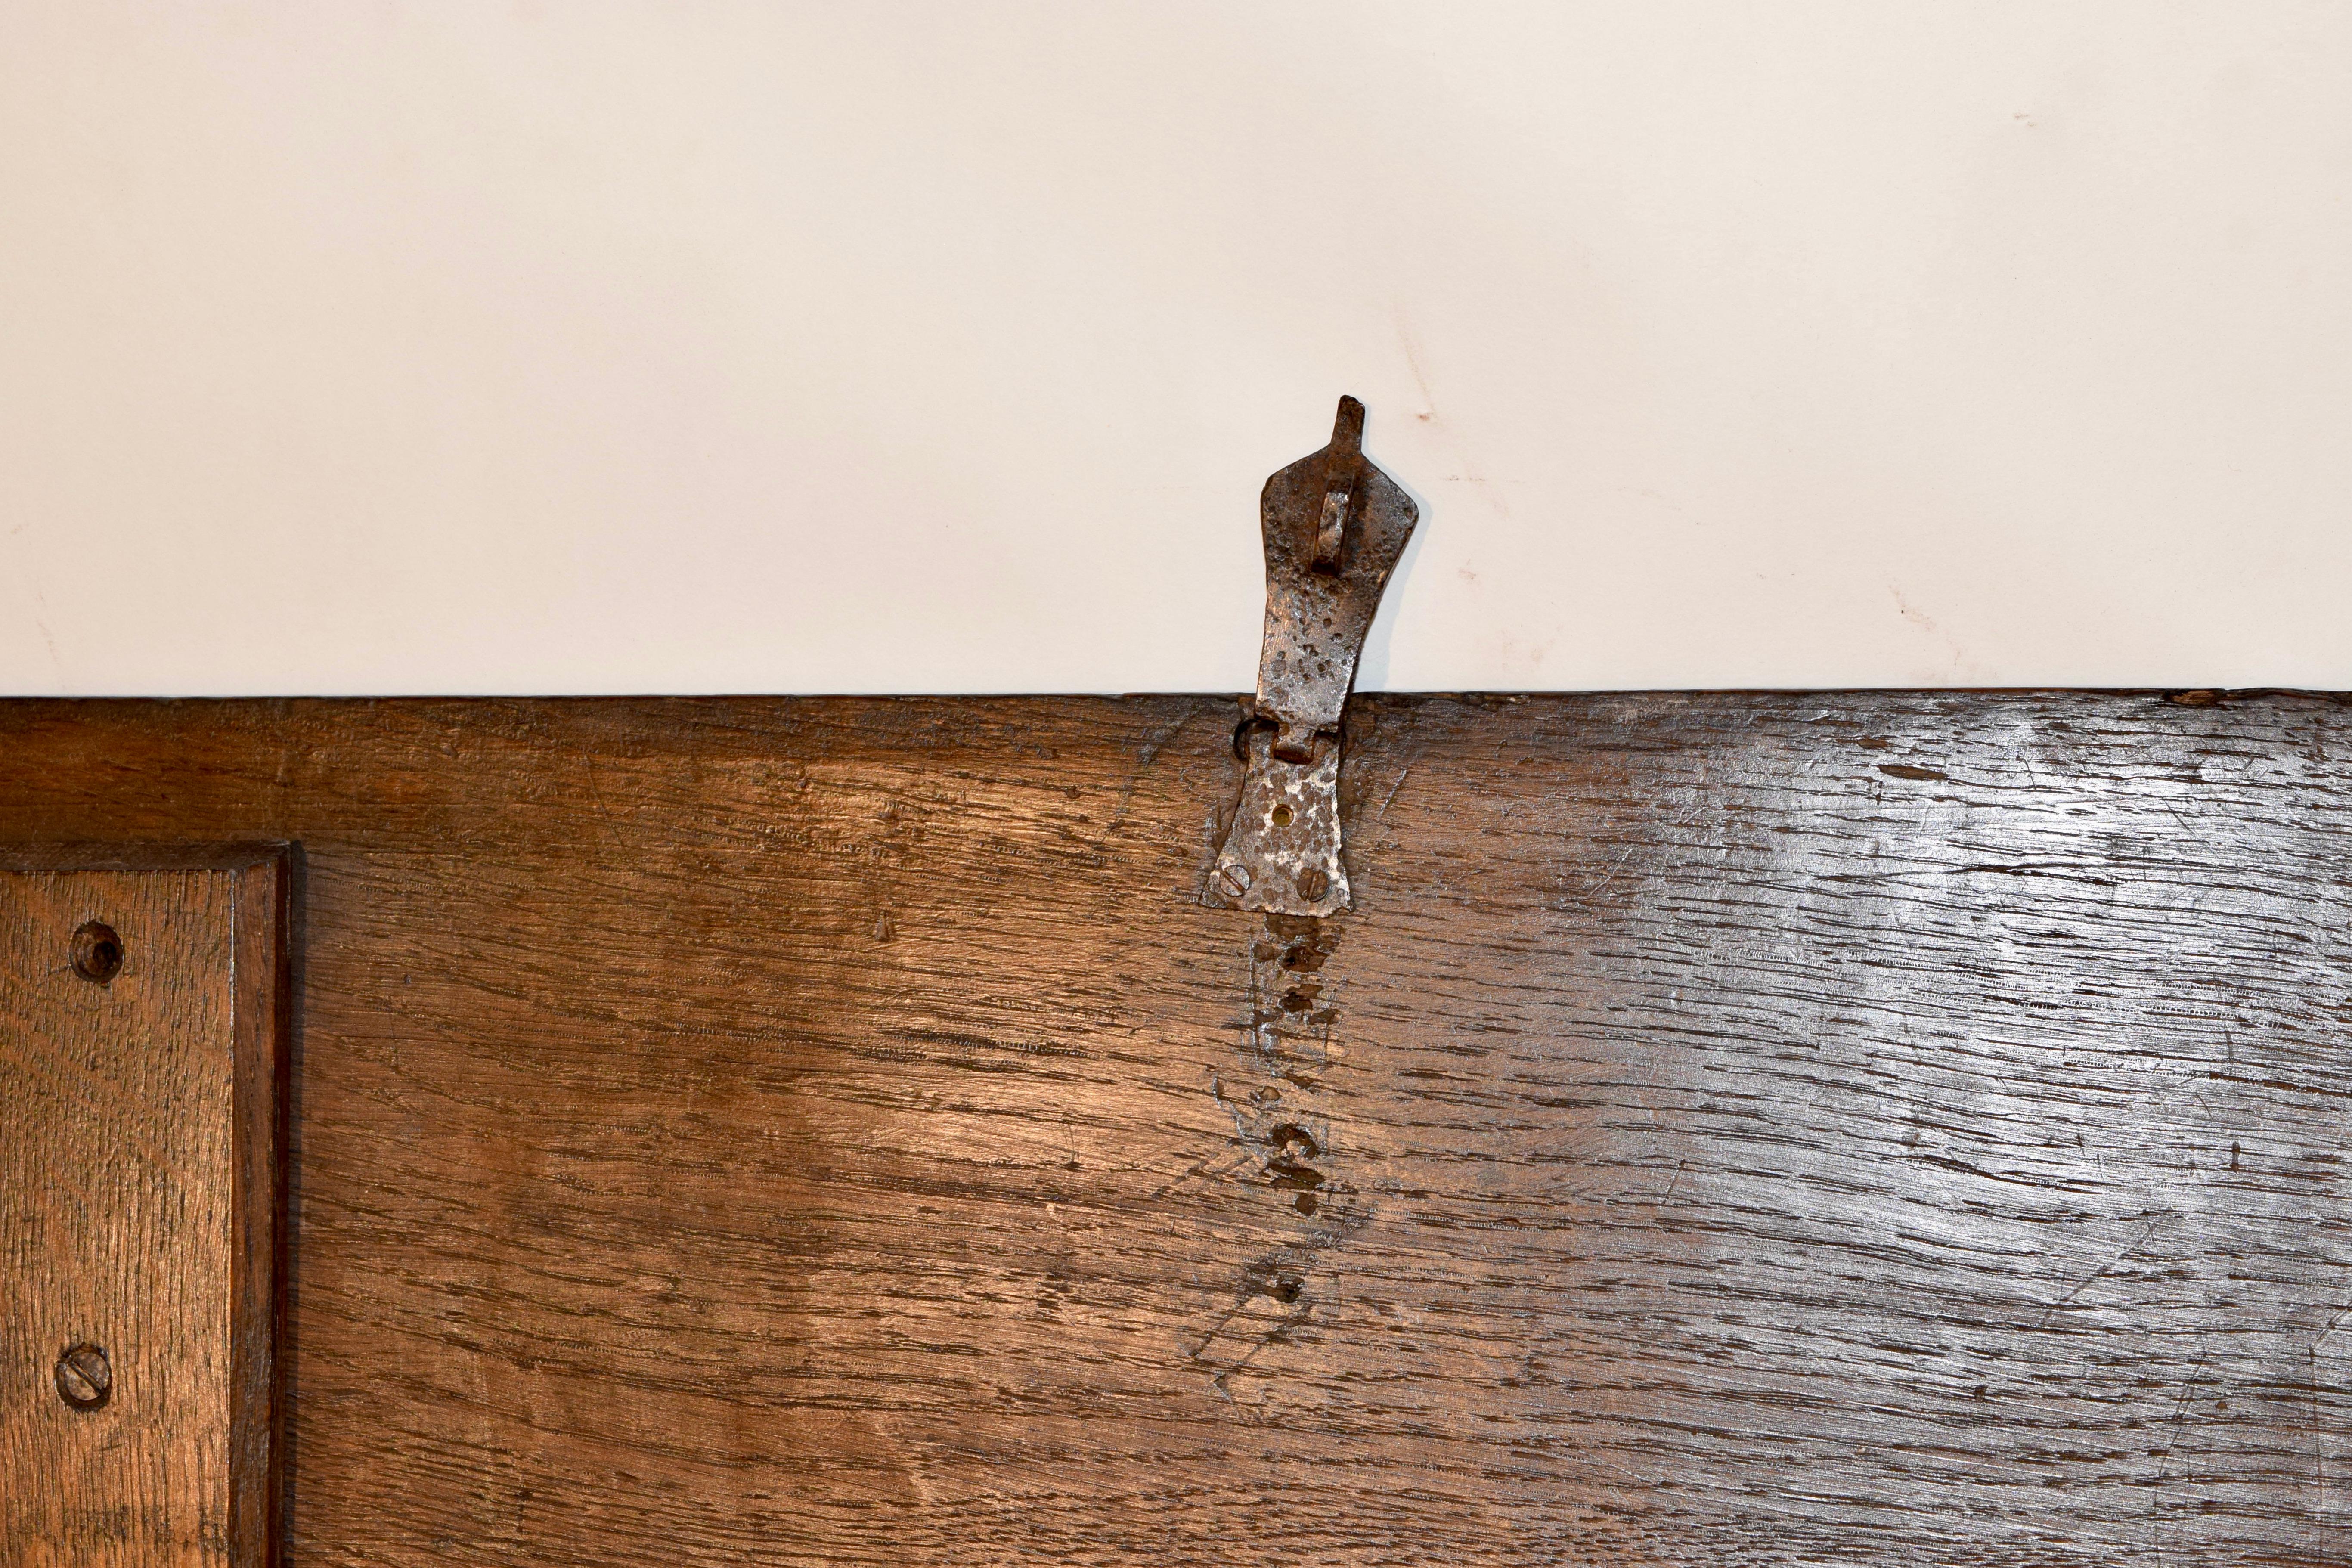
(1, 852, 287, 1565)
(0, 693, 2345, 1565)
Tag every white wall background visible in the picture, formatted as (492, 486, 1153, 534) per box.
(3, 2, 2348, 696)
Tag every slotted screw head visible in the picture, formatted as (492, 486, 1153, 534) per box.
(1213, 861, 1253, 900)
(55, 1343, 110, 1410)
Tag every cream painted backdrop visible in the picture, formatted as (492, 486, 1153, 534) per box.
(3, 3, 2347, 694)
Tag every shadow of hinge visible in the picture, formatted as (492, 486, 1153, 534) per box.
(1208, 396, 1418, 917)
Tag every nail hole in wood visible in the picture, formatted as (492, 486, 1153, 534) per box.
(71, 921, 123, 985)
(1267, 1125, 1319, 1162)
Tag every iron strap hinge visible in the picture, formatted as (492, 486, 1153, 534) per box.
(1209, 396, 1419, 917)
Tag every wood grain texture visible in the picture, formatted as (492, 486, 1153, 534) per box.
(0, 693, 2345, 1566)
(0, 851, 287, 1566)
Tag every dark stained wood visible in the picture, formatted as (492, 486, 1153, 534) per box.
(0, 848, 288, 1566)
(0, 693, 2345, 1565)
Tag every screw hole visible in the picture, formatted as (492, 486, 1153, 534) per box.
(1267, 1124, 1320, 1162)
(1270, 804, 1294, 827)
(71, 922, 122, 985)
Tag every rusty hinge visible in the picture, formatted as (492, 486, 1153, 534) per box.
(1209, 396, 1418, 917)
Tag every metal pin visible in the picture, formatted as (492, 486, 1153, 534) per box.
(1313, 396, 1365, 575)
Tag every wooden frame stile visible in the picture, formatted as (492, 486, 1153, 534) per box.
(0, 842, 292, 1568)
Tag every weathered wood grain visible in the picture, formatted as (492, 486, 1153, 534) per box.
(0, 851, 287, 1566)
(0, 693, 2344, 1565)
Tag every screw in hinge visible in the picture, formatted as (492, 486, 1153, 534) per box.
(54, 1343, 111, 1410)
(1213, 861, 1254, 901)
